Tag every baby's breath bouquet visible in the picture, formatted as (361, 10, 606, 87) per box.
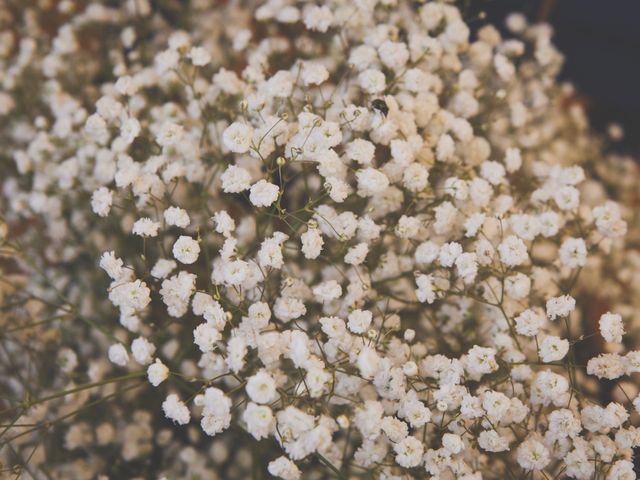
(1, 0, 640, 478)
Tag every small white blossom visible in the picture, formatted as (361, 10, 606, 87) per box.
(250, 180, 279, 207)
(246, 370, 277, 404)
(498, 235, 528, 267)
(108, 343, 129, 367)
(173, 236, 200, 264)
(538, 336, 569, 362)
(132, 218, 160, 237)
(358, 69, 386, 94)
(91, 187, 113, 217)
(164, 207, 190, 228)
(162, 394, 190, 425)
(223, 122, 253, 153)
(546, 295, 576, 320)
(221, 165, 252, 193)
(187, 46, 211, 66)
(599, 312, 625, 343)
(147, 359, 169, 386)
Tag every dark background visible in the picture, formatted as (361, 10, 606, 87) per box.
(479, 0, 640, 155)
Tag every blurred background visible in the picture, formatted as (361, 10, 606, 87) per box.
(481, 0, 640, 155)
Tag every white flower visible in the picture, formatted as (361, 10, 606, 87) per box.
(212, 210, 235, 237)
(193, 322, 221, 352)
(538, 336, 569, 362)
(273, 297, 306, 322)
(498, 235, 528, 267)
(120, 116, 141, 144)
(111, 280, 151, 311)
(467, 346, 498, 378)
(164, 207, 190, 228)
(593, 201, 627, 238)
(345, 139, 375, 166)
(155, 49, 179, 75)
(96, 96, 122, 121)
(482, 390, 511, 423)
(246, 370, 277, 404)
(162, 394, 190, 425)
(516, 437, 550, 471)
(91, 187, 112, 217)
(221, 165, 251, 193)
(100, 251, 124, 280)
(226, 336, 247, 373)
(258, 234, 287, 269)
(301, 227, 323, 259)
(349, 45, 377, 71)
(147, 359, 169, 386)
(249, 180, 279, 207)
(553, 186, 579, 210)
(131, 336, 156, 365)
(156, 121, 184, 147)
(108, 343, 129, 367)
(356, 168, 389, 197)
(200, 387, 232, 436)
(455, 252, 478, 283)
(480, 160, 506, 185)
(268, 456, 301, 480)
(300, 62, 329, 86)
(85, 113, 107, 140)
(415, 274, 436, 304)
(442, 433, 464, 454)
(403, 163, 429, 192)
(416, 241, 440, 265)
(243, 402, 274, 440)
(533, 370, 569, 403)
(510, 214, 540, 241)
(559, 237, 587, 268)
(132, 218, 160, 237)
(393, 436, 423, 468)
(505, 273, 531, 299)
(188, 46, 211, 66)
(325, 176, 350, 203)
(263, 70, 294, 98)
(608, 460, 635, 480)
(344, 243, 368, 265)
(436, 134, 455, 162)
(312, 280, 342, 303)
(515, 309, 545, 337)
(223, 122, 253, 153)
(546, 295, 576, 320)
(439, 242, 462, 267)
(381, 416, 409, 443)
(548, 409, 581, 439)
(396, 215, 420, 239)
(599, 312, 624, 343)
(378, 40, 409, 71)
(347, 309, 372, 334)
(478, 430, 510, 452)
(358, 69, 386, 94)
(151, 259, 177, 279)
(223, 259, 249, 285)
(504, 147, 522, 172)
(357, 346, 380, 379)
(115, 75, 138, 96)
(302, 5, 333, 32)
(538, 211, 561, 237)
(172, 235, 200, 264)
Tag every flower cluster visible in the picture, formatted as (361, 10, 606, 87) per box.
(1, 0, 640, 478)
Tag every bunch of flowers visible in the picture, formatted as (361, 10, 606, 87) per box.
(1, 0, 639, 478)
